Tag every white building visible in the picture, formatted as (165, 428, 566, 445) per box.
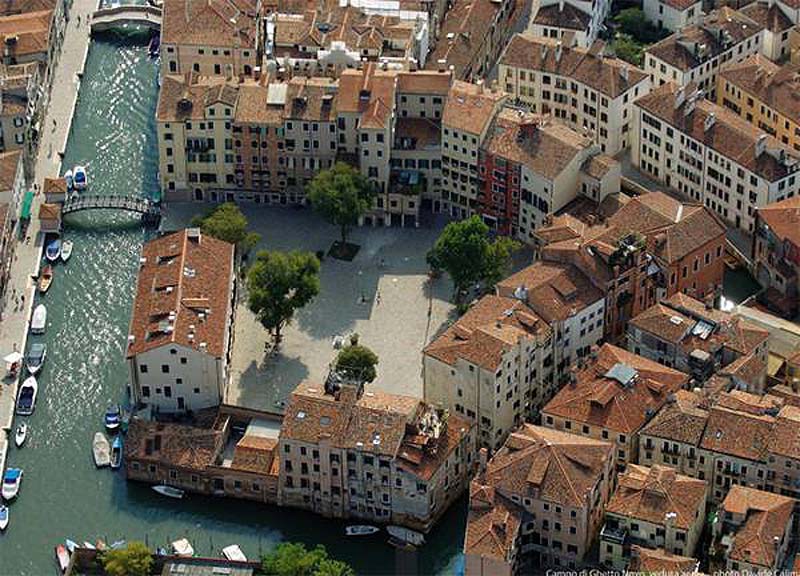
(633, 82, 800, 232)
(642, 0, 702, 32)
(529, 0, 611, 48)
(126, 228, 235, 413)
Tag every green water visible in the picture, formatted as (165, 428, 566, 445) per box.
(0, 34, 465, 575)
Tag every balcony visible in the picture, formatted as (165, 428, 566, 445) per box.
(600, 523, 627, 545)
(389, 170, 425, 196)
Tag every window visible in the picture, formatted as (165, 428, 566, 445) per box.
(139, 364, 148, 374)
(142, 386, 151, 398)
(161, 364, 170, 374)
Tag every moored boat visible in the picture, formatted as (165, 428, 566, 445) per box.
(386, 525, 425, 547)
(73, 165, 87, 190)
(104, 404, 121, 432)
(171, 538, 194, 556)
(345, 525, 380, 536)
(55, 544, 69, 573)
(14, 423, 27, 448)
(60, 240, 73, 262)
(65, 539, 78, 554)
(38, 264, 53, 293)
(64, 169, 73, 191)
(25, 343, 46, 375)
(93, 432, 110, 467)
(16, 376, 38, 415)
(0, 505, 8, 531)
(2, 468, 22, 500)
(152, 484, 184, 499)
(30, 304, 47, 334)
(221, 544, 247, 562)
(110, 436, 122, 470)
(45, 239, 61, 262)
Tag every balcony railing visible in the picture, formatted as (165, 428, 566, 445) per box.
(600, 524, 627, 545)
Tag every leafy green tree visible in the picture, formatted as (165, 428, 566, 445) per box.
(191, 202, 260, 254)
(335, 343, 379, 383)
(308, 162, 375, 245)
(262, 542, 354, 576)
(611, 33, 645, 66)
(101, 541, 153, 576)
(615, 8, 650, 39)
(247, 250, 320, 342)
(427, 216, 519, 300)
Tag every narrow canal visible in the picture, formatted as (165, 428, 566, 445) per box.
(0, 33, 465, 575)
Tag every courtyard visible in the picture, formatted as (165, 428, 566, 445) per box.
(165, 203, 459, 411)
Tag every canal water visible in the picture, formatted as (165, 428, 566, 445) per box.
(0, 33, 465, 575)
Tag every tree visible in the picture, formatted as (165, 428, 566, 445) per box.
(192, 202, 260, 254)
(335, 343, 379, 383)
(426, 216, 519, 300)
(262, 542, 354, 576)
(611, 33, 645, 66)
(307, 162, 374, 246)
(101, 541, 153, 576)
(247, 250, 320, 342)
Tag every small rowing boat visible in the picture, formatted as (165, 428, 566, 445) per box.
(60, 240, 73, 262)
(25, 343, 46, 375)
(38, 264, 53, 293)
(0, 505, 8, 531)
(93, 432, 110, 467)
(31, 304, 47, 334)
(222, 544, 247, 562)
(55, 544, 69, 573)
(152, 484, 184, 499)
(345, 525, 380, 536)
(110, 436, 122, 470)
(14, 423, 27, 448)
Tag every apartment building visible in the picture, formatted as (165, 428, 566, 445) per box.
(643, 0, 702, 32)
(160, 0, 258, 77)
(0, 9, 51, 65)
(478, 110, 619, 238)
(644, 8, 763, 96)
(542, 343, 689, 469)
(441, 81, 507, 219)
(497, 261, 605, 377)
(753, 195, 800, 318)
(0, 92, 26, 152)
(536, 191, 727, 340)
(599, 465, 707, 571)
(628, 293, 769, 390)
(126, 229, 235, 413)
(633, 82, 800, 232)
(426, 0, 517, 81)
(712, 486, 795, 574)
(529, 0, 611, 48)
(278, 381, 476, 532)
(498, 35, 651, 154)
(626, 546, 701, 574)
(464, 425, 615, 574)
(718, 56, 800, 153)
(739, 1, 795, 61)
(423, 295, 553, 451)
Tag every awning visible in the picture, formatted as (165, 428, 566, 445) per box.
(3, 351, 23, 365)
(20, 190, 33, 220)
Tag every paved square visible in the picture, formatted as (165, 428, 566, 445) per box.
(165, 203, 457, 412)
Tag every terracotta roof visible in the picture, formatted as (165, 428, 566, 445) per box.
(157, 74, 239, 122)
(464, 483, 522, 562)
(396, 70, 452, 95)
(628, 546, 700, 574)
(497, 261, 603, 323)
(125, 417, 223, 470)
(543, 343, 689, 434)
(700, 405, 774, 461)
(424, 294, 551, 371)
(42, 177, 67, 195)
(284, 76, 338, 122)
(234, 81, 285, 125)
(485, 424, 614, 507)
(162, 0, 257, 48)
(442, 80, 506, 136)
(640, 389, 709, 445)
(757, 195, 800, 247)
(0, 0, 54, 15)
(582, 154, 618, 180)
(721, 55, 800, 127)
(739, 2, 792, 33)
(38, 203, 60, 221)
(532, 2, 590, 31)
(646, 8, 762, 73)
(337, 65, 395, 129)
(0, 149, 20, 191)
(607, 464, 706, 530)
(126, 229, 234, 359)
(721, 486, 795, 569)
(483, 110, 594, 181)
(231, 435, 277, 474)
(0, 93, 26, 117)
(770, 405, 800, 460)
(0, 9, 51, 59)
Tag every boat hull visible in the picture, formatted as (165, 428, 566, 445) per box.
(153, 485, 184, 499)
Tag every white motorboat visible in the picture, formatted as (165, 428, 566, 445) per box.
(25, 343, 46, 375)
(93, 432, 110, 467)
(55, 544, 69, 573)
(14, 423, 27, 447)
(221, 544, 247, 562)
(60, 240, 73, 262)
(30, 304, 47, 334)
(65, 539, 78, 554)
(152, 484, 184, 499)
(345, 525, 380, 536)
(45, 239, 61, 262)
(0, 505, 7, 531)
(386, 525, 425, 547)
(16, 376, 38, 416)
(64, 169, 73, 190)
(2, 468, 22, 500)
(171, 538, 194, 556)
(73, 165, 87, 190)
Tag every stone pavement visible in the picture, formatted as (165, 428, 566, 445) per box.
(0, 0, 96, 471)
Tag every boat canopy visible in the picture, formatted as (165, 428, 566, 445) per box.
(20, 190, 33, 220)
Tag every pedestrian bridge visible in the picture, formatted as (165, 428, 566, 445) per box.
(90, 4, 162, 32)
(63, 194, 161, 226)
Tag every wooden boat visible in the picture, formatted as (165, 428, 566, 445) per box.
(93, 432, 110, 467)
(14, 423, 27, 448)
(345, 525, 380, 536)
(2, 468, 22, 500)
(386, 525, 425, 547)
(25, 342, 46, 375)
(45, 239, 61, 262)
(38, 264, 53, 293)
(110, 436, 122, 470)
(60, 240, 73, 262)
(152, 484, 184, 499)
(55, 544, 69, 573)
(30, 304, 47, 334)
(0, 505, 8, 531)
(221, 544, 247, 562)
(16, 376, 38, 415)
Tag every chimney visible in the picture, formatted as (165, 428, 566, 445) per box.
(674, 86, 686, 109)
(620, 66, 628, 83)
(437, 59, 447, 72)
(479, 447, 488, 473)
(756, 134, 768, 157)
(555, 41, 563, 63)
(477, 78, 484, 94)
(704, 112, 716, 132)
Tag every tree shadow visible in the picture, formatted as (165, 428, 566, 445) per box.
(232, 352, 309, 412)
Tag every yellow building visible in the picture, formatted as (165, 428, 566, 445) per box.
(717, 54, 800, 153)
